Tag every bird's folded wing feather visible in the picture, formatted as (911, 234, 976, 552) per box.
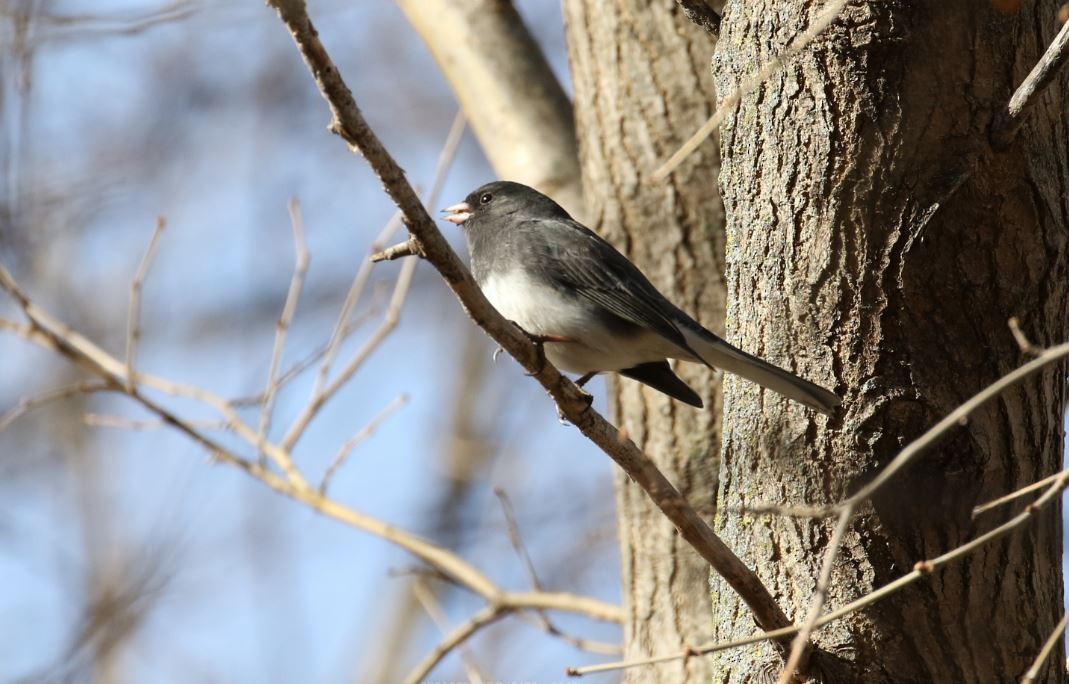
(521, 218, 693, 352)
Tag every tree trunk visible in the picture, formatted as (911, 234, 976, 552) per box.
(710, 1, 1069, 681)
(564, 2, 725, 681)
(397, 0, 584, 218)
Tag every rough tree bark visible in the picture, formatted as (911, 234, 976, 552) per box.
(708, 1, 1069, 681)
(564, 2, 725, 681)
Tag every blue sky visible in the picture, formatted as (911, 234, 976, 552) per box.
(0, 2, 620, 682)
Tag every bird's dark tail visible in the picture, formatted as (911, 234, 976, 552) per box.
(682, 328, 841, 416)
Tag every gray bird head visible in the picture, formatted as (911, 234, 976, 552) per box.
(442, 181, 570, 230)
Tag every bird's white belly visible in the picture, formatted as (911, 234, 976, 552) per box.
(480, 269, 678, 374)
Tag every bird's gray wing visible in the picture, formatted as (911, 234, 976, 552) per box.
(519, 218, 693, 352)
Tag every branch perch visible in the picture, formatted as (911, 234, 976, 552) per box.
(266, 0, 794, 637)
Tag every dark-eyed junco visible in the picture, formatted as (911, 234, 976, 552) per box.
(443, 181, 841, 415)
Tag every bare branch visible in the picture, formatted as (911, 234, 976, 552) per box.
(652, 0, 848, 181)
(1, 261, 307, 488)
(319, 393, 409, 494)
(125, 216, 166, 390)
(2, 251, 623, 631)
(281, 255, 417, 451)
(495, 488, 622, 656)
(312, 210, 402, 400)
(257, 198, 311, 457)
(1009, 316, 1041, 356)
(495, 488, 544, 592)
(992, 15, 1069, 148)
(777, 507, 852, 682)
(316, 111, 462, 394)
(1021, 611, 1069, 683)
(674, 0, 722, 36)
(85, 413, 227, 432)
(0, 381, 108, 432)
(755, 341, 1069, 520)
(572, 468, 1069, 675)
(972, 470, 1065, 518)
(229, 303, 383, 407)
(412, 582, 488, 684)
(316, 109, 463, 401)
(570, 469, 1069, 677)
(266, 0, 794, 637)
(370, 238, 420, 263)
(403, 604, 504, 684)
(15, 1, 196, 46)
(297, 111, 464, 449)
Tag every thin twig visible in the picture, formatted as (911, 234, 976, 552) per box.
(1008, 316, 1041, 356)
(0, 260, 623, 631)
(257, 198, 310, 460)
(652, 0, 848, 181)
(0, 303, 622, 626)
(266, 0, 794, 639)
(125, 216, 166, 390)
(513, 611, 622, 656)
(0, 381, 108, 432)
(313, 110, 464, 400)
(496, 488, 544, 592)
(85, 413, 227, 431)
(412, 581, 488, 684)
(972, 470, 1064, 518)
(230, 302, 383, 407)
(403, 604, 505, 684)
(1, 261, 307, 490)
(569, 470, 1069, 677)
(757, 341, 1069, 519)
(776, 507, 853, 682)
(495, 488, 622, 656)
(282, 255, 417, 451)
(1021, 611, 1069, 683)
(370, 238, 420, 262)
(312, 210, 402, 401)
(992, 15, 1069, 148)
(319, 393, 409, 494)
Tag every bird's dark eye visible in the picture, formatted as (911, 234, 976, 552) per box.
(479, 192, 493, 205)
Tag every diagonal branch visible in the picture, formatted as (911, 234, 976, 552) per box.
(0, 276, 623, 627)
(410, 582, 491, 684)
(992, 14, 1069, 148)
(265, 0, 794, 637)
(570, 466, 1069, 677)
(1021, 610, 1069, 683)
(776, 507, 852, 682)
(403, 604, 505, 684)
(125, 216, 166, 391)
(257, 198, 310, 456)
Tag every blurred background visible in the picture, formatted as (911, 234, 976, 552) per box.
(0, 1, 622, 682)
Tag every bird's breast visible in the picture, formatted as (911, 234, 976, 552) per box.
(477, 268, 680, 374)
(479, 268, 584, 338)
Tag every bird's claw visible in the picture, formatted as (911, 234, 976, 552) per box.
(526, 348, 547, 377)
(508, 321, 549, 376)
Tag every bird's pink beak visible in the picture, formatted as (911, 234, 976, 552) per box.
(441, 202, 472, 225)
